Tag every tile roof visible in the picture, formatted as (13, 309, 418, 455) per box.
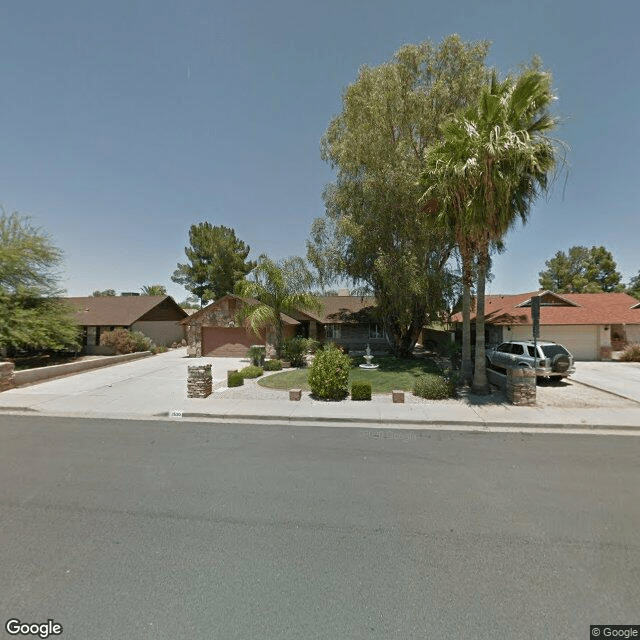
(183, 294, 379, 326)
(182, 295, 300, 326)
(451, 291, 640, 326)
(65, 296, 186, 326)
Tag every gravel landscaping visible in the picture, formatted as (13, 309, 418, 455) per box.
(212, 366, 639, 409)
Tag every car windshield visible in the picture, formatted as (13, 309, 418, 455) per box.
(540, 344, 569, 358)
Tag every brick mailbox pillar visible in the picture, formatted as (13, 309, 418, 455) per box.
(187, 364, 212, 398)
(506, 367, 536, 406)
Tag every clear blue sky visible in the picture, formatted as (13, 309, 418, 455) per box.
(2, 0, 638, 301)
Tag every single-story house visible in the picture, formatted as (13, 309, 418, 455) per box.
(451, 290, 640, 360)
(183, 294, 389, 357)
(66, 295, 188, 353)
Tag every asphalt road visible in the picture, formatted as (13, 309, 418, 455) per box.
(0, 416, 638, 640)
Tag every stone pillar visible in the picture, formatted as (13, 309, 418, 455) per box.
(0, 362, 16, 392)
(506, 368, 536, 406)
(187, 364, 212, 398)
(600, 346, 612, 361)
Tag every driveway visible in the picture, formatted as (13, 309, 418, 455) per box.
(0, 348, 249, 417)
(571, 361, 640, 404)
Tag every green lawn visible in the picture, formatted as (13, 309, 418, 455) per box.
(258, 356, 443, 393)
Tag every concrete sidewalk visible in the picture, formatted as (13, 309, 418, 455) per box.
(1, 348, 639, 431)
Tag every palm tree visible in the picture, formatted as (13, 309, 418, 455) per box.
(141, 284, 167, 296)
(234, 255, 322, 358)
(423, 64, 562, 393)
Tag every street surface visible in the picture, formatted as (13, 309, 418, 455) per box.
(0, 415, 639, 639)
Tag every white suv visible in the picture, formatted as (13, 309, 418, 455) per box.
(486, 341, 575, 381)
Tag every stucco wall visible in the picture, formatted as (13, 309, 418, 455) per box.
(131, 320, 186, 347)
(626, 324, 640, 344)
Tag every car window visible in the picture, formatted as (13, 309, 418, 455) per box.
(511, 344, 524, 355)
(497, 343, 512, 353)
(541, 344, 570, 358)
(526, 346, 537, 357)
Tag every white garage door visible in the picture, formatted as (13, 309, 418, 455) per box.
(511, 325, 598, 361)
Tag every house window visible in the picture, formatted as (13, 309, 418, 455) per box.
(369, 322, 383, 339)
(325, 324, 341, 340)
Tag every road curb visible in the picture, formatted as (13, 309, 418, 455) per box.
(154, 410, 640, 432)
(2, 407, 638, 433)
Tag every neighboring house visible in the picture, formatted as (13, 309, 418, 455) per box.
(183, 294, 388, 357)
(67, 295, 188, 353)
(451, 290, 640, 361)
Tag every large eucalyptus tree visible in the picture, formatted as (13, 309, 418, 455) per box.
(311, 35, 490, 357)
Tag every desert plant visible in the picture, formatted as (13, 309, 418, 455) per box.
(620, 343, 640, 362)
(101, 328, 152, 354)
(246, 345, 266, 366)
(239, 365, 263, 378)
(351, 381, 372, 401)
(227, 371, 244, 387)
(151, 345, 168, 354)
(308, 343, 351, 400)
(413, 374, 455, 399)
(263, 359, 283, 371)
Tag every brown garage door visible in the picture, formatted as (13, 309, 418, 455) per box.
(201, 326, 259, 357)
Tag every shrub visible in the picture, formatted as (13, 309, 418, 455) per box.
(227, 371, 244, 387)
(620, 343, 640, 362)
(281, 336, 309, 367)
(304, 338, 321, 354)
(413, 374, 455, 399)
(132, 331, 153, 352)
(308, 343, 351, 400)
(351, 381, 372, 401)
(151, 345, 168, 354)
(239, 365, 263, 378)
(101, 328, 152, 354)
(263, 359, 283, 371)
(246, 345, 266, 366)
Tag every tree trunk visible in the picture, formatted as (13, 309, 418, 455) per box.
(274, 320, 284, 359)
(388, 322, 418, 358)
(471, 243, 490, 395)
(460, 249, 473, 385)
